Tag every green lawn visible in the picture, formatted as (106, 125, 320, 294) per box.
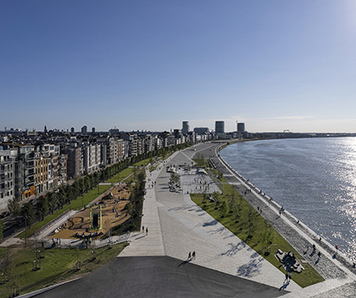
(133, 158, 151, 167)
(105, 158, 151, 183)
(0, 243, 127, 298)
(72, 185, 112, 209)
(191, 184, 324, 288)
(105, 168, 134, 184)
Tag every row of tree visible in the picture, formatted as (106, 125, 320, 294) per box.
(113, 169, 146, 235)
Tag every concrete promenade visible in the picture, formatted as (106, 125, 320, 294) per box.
(119, 142, 356, 297)
(18, 142, 356, 297)
(120, 147, 301, 292)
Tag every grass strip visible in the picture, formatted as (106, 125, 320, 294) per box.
(105, 168, 134, 184)
(191, 183, 324, 288)
(0, 243, 127, 298)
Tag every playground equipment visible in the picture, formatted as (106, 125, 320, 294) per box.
(89, 205, 102, 231)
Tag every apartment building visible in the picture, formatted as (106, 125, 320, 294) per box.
(83, 142, 101, 173)
(16, 145, 36, 200)
(0, 149, 16, 209)
(34, 153, 49, 194)
(62, 147, 81, 179)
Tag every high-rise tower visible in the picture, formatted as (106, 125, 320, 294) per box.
(182, 121, 189, 135)
(215, 121, 225, 134)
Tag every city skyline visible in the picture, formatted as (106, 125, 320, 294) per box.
(1, 1, 356, 133)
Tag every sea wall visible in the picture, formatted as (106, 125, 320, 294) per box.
(216, 142, 356, 269)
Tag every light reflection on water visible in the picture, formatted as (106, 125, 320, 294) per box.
(221, 137, 356, 261)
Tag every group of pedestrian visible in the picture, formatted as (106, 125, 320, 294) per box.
(142, 226, 148, 235)
(279, 206, 284, 215)
(242, 189, 251, 195)
(306, 243, 322, 259)
(285, 272, 292, 281)
(52, 238, 62, 247)
(188, 251, 196, 260)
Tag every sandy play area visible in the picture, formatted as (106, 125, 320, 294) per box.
(50, 184, 131, 240)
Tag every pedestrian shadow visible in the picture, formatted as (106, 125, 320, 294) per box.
(194, 208, 205, 213)
(236, 258, 263, 277)
(223, 234, 235, 240)
(203, 220, 218, 227)
(132, 235, 146, 241)
(279, 280, 290, 291)
(250, 251, 260, 259)
(178, 258, 193, 267)
(210, 226, 226, 235)
(221, 242, 246, 256)
(168, 205, 195, 211)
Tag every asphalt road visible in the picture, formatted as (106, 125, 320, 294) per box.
(35, 256, 286, 298)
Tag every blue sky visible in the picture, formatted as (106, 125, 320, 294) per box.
(1, 0, 356, 133)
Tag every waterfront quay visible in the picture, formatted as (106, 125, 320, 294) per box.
(197, 141, 356, 297)
(30, 142, 356, 297)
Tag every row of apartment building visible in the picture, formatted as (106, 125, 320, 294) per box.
(0, 131, 201, 209)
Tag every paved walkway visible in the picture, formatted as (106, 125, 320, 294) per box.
(119, 143, 356, 297)
(120, 148, 301, 292)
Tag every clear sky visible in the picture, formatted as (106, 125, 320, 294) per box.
(1, 0, 356, 133)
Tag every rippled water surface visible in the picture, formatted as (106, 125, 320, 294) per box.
(220, 137, 356, 261)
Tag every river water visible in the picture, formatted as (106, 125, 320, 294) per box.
(220, 137, 356, 261)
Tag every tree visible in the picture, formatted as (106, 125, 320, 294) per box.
(170, 172, 180, 186)
(7, 198, 21, 218)
(47, 192, 59, 214)
(79, 178, 85, 195)
(247, 207, 255, 238)
(66, 185, 75, 203)
(0, 219, 4, 242)
(57, 187, 66, 208)
(212, 191, 220, 207)
(22, 202, 35, 227)
(260, 225, 274, 255)
(72, 180, 80, 197)
(84, 176, 90, 192)
(37, 196, 49, 221)
(220, 201, 229, 217)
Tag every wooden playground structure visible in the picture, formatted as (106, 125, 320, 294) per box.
(51, 184, 131, 239)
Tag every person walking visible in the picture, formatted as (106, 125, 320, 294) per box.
(146, 227, 148, 235)
(188, 252, 191, 259)
(192, 251, 195, 259)
(142, 226, 144, 233)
